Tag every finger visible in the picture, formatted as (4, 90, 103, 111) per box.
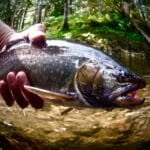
(7, 72, 29, 108)
(16, 71, 44, 109)
(28, 31, 46, 48)
(28, 24, 46, 48)
(31, 35, 46, 48)
(25, 92, 44, 109)
(33, 24, 46, 33)
(0, 80, 14, 106)
(28, 31, 45, 41)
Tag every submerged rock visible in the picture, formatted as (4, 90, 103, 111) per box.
(0, 84, 150, 150)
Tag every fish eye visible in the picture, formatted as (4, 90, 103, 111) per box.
(114, 71, 126, 82)
(117, 75, 125, 82)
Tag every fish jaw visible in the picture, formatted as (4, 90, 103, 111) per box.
(115, 95, 145, 107)
(108, 83, 145, 107)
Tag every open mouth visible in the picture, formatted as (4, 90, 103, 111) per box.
(108, 84, 145, 107)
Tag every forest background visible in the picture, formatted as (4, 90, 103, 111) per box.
(0, 0, 150, 53)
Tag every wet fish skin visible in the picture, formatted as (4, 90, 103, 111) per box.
(0, 40, 146, 107)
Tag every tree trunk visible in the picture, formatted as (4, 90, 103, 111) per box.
(121, 1, 150, 44)
(33, 0, 43, 24)
(97, 0, 102, 14)
(19, 6, 28, 30)
(6, 0, 12, 26)
(133, 0, 145, 20)
(11, 1, 17, 28)
(62, 0, 69, 30)
(68, 0, 73, 14)
(17, 9, 24, 30)
(43, 0, 50, 20)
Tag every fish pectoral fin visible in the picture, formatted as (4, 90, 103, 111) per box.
(24, 85, 74, 101)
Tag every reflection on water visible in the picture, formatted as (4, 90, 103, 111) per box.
(109, 51, 150, 102)
(111, 51, 150, 77)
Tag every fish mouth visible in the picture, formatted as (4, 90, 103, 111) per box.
(108, 83, 145, 107)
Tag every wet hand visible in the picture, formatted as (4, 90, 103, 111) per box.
(9, 24, 46, 48)
(0, 24, 46, 109)
(0, 72, 44, 109)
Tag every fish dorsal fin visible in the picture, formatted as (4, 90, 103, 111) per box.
(24, 85, 73, 100)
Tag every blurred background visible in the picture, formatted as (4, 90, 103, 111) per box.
(0, 0, 150, 53)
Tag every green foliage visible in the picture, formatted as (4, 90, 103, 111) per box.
(1, 0, 146, 50)
(127, 32, 144, 42)
(44, 10, 145, 53)
(45, 12, 143, 43)
(50, 0, 64, 17)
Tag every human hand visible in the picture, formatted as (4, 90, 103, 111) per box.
(0, 72, 44, 109)
(9, 24, 46, 48)
(0, 24, 46, 109)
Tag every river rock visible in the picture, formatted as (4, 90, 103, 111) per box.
(0, 84, 150, 150)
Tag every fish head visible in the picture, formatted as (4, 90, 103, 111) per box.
(75, 60, 146, 107)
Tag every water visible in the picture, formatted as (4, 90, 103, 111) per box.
(111, 51, 150, 78)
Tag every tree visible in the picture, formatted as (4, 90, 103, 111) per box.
(121, 0, 150, 44)
(33, 0, 43, 24)
(43, 0, 50, 19)
(62, 0, 69, 30)
(0, 0, 31, 30)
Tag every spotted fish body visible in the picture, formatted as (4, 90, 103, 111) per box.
(0, 40, 146, 107)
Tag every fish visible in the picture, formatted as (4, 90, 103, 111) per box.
(0, 39, 146, 108)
